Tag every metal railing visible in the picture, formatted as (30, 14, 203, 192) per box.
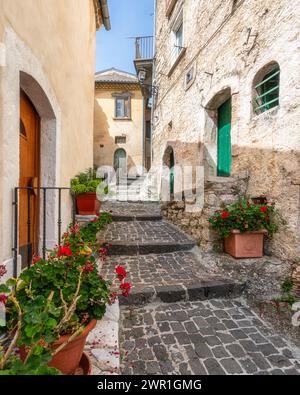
(135, 36, 154, 60)
(12, 187, 76, 276)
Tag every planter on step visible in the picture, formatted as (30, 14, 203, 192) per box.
(224, 229, 267, 258)
(76, 192, 100, 215)
(20, 319, 96, 375)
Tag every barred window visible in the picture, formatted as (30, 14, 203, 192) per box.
(115, 136, 126, 144)
(254, 64, 280, 115)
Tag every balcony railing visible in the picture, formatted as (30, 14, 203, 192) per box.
(135, 36, 154, 60)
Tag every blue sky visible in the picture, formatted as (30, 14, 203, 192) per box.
(96, 0, 154, 74)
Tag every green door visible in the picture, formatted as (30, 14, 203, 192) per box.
(169, 149, 175, 195)
(114, 149, 126, 183)
(217, 98, 232, 177)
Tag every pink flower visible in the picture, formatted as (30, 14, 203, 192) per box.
(57, 246, 72, 257)
(115, 265, 127, 280)
(70, 223, 80, 234)
(0, 264, 7, 278)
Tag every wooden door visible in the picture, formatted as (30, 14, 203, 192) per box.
(217, 98, 232, 177)
(19, 92, 40, 268)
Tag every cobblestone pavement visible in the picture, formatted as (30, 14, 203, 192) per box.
(99, 201, 300, 375)
(120, 299, 300, 375)
(98, 220, 194, 245)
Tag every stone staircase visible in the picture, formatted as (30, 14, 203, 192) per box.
(114, 175, 159, 202)
(99, 201, 245, 306)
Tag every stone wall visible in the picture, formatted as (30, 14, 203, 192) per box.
(153, 0, 300, 261)
(162, 173, 249, 252)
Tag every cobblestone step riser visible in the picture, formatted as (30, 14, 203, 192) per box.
(111, 214, 162, 222)
(118, 282, 246, 306)
(107, 242, 196, 256)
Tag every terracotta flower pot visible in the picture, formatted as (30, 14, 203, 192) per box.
(76, 192, 100, 215)
(20, 319, 96, 375)
(224, 229, 267, 258)
(73, 352, 92, 375)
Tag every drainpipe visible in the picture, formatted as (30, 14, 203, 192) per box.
(99, 0, 111, 31)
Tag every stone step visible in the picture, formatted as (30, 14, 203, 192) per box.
(97, 220, 196, 255)
(107, 240, 195, 255)
(111, 213, 162, 221)
(118, 280, 246, 306)
(100, 251, 245, 306)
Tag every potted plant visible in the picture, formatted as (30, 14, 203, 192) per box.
(0, 214, 131, 375)
(71, 168, 103, 215)
(208, 199, 283, 258)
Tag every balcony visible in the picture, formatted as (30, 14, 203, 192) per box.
(135, 36, 154, 60)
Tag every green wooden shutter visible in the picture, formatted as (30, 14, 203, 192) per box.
(217, 98, 232, 177)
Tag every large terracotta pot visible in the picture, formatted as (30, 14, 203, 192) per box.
(76, 192, 100, 215)
(224, 230, 267, 258)
(20, 319, 96, 375)
(73, 352, 92, 375)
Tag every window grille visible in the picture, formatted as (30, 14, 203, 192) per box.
(254, 68, 280, 114)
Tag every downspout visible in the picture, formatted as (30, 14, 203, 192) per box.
(99, 0, 111, 31)
(150, 0, 157, 166)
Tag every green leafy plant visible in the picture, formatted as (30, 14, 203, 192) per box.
(70, 168, 103, 195)
(0, 212, 131, 375)
(208, 199, 284, 238)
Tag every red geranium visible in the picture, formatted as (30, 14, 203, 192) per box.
(115, 265, 127, 280)
(0, 294, 8, 305)
(83, 261, 94, 273)
(99, 247, 108, 256)
(260, 206, 268, 213)
(0, 264, 7, 277)
(57, 246, 72, 257)
(221, 211, 230, 219)
(32, 255, 42, 265)
(119, 282, 131, 297)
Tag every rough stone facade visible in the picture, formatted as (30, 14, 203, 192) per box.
(162, 173, 249, 252)
(153, 0, 300, 261)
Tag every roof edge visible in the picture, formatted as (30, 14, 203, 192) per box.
(94, 0, 111, 31)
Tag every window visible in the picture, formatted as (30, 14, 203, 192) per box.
(115, 136, 126, 144)
(115, 96, 130, 119)
(254, 65, 280, 115)
(171, 10, 184, 65)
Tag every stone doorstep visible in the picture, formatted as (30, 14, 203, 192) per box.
(85, 301, 120, 375)
(108, 241, 196, 256)
(118, 281, 246, 306)
(111, 214, 162, 222)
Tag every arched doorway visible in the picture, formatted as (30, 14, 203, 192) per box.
(19, 71, 57, 266)
(19, 91, 40, 267)
(162, 146, 175, 196)
(114, 148, 127, 183)
(204, 88, 232, 177)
